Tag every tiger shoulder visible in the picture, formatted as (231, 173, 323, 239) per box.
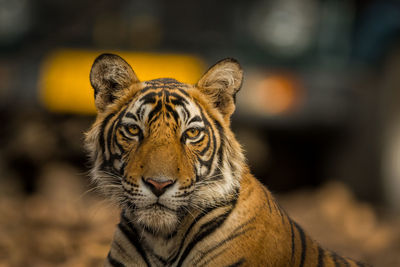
(85, 53, 370, 267)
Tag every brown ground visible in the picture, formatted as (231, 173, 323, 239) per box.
(0, 163, 398, 267)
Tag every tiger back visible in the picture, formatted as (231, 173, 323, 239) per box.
(85, 54, 369, 267)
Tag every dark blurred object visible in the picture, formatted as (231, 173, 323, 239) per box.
(0, 109, 92, 193)
(0, 0, 32, 47)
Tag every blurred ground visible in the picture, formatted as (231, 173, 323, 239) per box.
(0, 163, 119, 267)
(0, 162, 399, 266)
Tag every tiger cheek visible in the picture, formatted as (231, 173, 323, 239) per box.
(177, 148, 196, 187)
(124, 149, 146, 185)
(125, 163, 140, 185)
(118, 135, 135, 152)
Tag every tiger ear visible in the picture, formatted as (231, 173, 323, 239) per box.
(196, 58, 243, 120)
(90, 53, 139, 112)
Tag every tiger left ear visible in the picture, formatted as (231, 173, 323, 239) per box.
(90, 53, 139, 112)
(196, 58, 243, 120)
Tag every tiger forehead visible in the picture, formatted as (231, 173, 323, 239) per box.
(122, 78, 203, 129)
(137, 87, 191, 109)
(137, 78, 191, 102)
(142, 78, 189, 91)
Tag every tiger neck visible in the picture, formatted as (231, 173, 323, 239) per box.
(120, 193, 239, 265)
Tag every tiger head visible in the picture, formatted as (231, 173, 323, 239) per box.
(85, 54, 245, 235)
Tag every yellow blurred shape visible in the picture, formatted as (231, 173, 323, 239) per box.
(39, 49, 206, 114)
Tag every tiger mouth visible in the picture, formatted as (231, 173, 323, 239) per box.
(148, 202, 177, 213)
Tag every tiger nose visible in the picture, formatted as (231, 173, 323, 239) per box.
(143, 177, 175, 197)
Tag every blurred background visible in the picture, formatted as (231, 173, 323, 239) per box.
(0, 0, 400, 266)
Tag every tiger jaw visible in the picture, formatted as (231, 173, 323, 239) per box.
(123, 199, 184, 235)
(132, 205, 181, 234)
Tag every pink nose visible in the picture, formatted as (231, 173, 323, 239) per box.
(143, 178, 174, 197)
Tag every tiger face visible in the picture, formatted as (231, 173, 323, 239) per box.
(86, 54, 244, 235)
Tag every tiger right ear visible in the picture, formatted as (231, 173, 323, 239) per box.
(196, 58, 243, 121)
(90, 53, 139, 112)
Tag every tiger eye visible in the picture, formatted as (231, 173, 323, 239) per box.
(186, 128, 200, 139)
(127, 125, 140, 135)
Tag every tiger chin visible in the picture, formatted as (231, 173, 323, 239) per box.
(85, 54, 369, 267)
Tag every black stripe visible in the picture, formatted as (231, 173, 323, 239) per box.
(136, 104, 144, 120)
(166, 204, 223, 264)
(113, 127, 125, 152)
(118, 217, 150, 267)
(125, 112, 138, 121)
(205, 168, 223, 182)
(104, 106, 129, 171)
(176, 211, 232, 267)
(317, 246, 324, 267)
(113, 239, 131, 260)
(99, 113, 116, 155)
(197, 248, 228, 267)
(152, 253, 168, 266)
(147, 101, 162, 124)
(289, 220, 296, 264)
(190, 135, 206, 146)
(176, 101, 191, 123)
(107, 252, 125, 267)
(153, 78, 181, 84)
(165, 103, 180, 123)
(214, 119, 225, 167)
(195, 108, 213, 157)
(194, 106, 216, 177)
(106, 116, 118, 159)
(176, 198, 237, 266)
(177, 87, 190, 96)
(141, 79, 188, 93)
(199, 216, 256, 259)
(195, 117, 222, 179)
(225, 258, 246, 267)
(294, 222, 307, 267)
(355, 261, 367, 267)
(119, 128, 135, 140)
(141, 84, 187, 93)
(198, 128, 211, 156)
(331, 252, 350, 267)
(181, 104, 189, 122)
(261, 186, 273, 213)
(331, 252, 340, 267)
(188, 115, 202, 124)
(197, 226, 255, 266)
(169, 92, 189, 105)
(275, 202, 285, 224)
(140, 92, 158, 104)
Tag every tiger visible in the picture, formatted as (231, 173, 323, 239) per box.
(85, 53, 369, 267)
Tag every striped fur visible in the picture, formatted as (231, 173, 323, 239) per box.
(85, 54, 369, 267)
